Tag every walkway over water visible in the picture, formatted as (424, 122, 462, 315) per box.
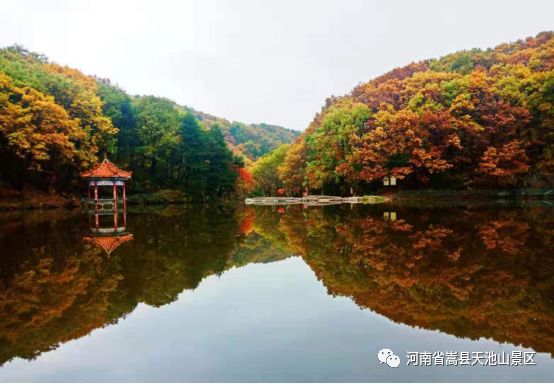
(245, 195, 387, 206)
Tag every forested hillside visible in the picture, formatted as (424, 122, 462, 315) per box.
(183, 108, 298, 165)
(272, 32, 554, 195)
(0, 46, 295, 200)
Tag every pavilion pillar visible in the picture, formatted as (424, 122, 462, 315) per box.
(112, 182, 117, 216)
(94, 181, 98, 203)
(123, 182, 127, 211)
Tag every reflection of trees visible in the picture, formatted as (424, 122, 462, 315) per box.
(0, 251, 123, 363)
(478, 219, 529, 255)
(251, 205, 554, 355)
(114, 207, 237, 307)
(1, 205, 552, 365)
(0, 213, 122, 365)
(0, 206, 289, 365)
(230, 207, 290, 266)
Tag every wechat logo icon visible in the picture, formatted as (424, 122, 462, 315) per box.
(378, 348, 401, 368)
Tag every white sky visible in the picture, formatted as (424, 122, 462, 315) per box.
(1, 0, 553, 130)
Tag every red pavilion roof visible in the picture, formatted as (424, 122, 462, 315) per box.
(84, 233, 134, 255)
(81, 157, 132, 179)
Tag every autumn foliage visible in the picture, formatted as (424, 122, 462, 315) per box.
(0, 46, 293, 198)
(278, 32, 554, 193)
(0, 47, 116, 190)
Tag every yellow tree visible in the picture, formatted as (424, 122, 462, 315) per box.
(0, 72, 84, 184)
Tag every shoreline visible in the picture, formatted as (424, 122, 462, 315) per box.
(389, 188, 553, 201)
(1, 188, 552, 211)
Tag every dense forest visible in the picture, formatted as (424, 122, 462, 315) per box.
(255, 32, 554, 195)
(3, 31, 553, 202)
(184, 108, 298, 165)
(0, 46, 296, 201)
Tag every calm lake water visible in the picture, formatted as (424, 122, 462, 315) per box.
(0, 202, 552, 382)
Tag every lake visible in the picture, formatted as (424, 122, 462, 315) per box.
(0, 202, 552, 382)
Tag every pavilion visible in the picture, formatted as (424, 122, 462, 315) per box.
(81, 156, 132, 210)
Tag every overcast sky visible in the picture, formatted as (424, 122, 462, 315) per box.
(1, 0, 553, 130)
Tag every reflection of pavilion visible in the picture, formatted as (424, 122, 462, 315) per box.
(81, 156, 133, 255)
(83, 201, 133, 256)
(84, 233, 133, 255)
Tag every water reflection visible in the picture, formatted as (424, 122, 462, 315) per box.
(0, 202, 552, 375)
(0, 205, 288, 367)
(253, 204, 554, 357)
(83, 208, 133, 256)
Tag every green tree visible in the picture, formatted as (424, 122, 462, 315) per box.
(132, 96, 180, 187)
(97, 80, 138, 165)
(205, 125, 237, 198)
(178, 113, 208, 197)
(251, 144, 289, 195)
